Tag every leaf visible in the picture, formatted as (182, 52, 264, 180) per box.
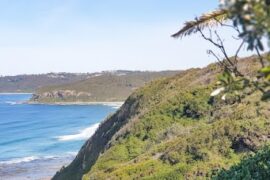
(261, 90, 270, 101)
(172, 9, 228, 38)
(257, 39, 264, 51)
(260, 66, 270, 74)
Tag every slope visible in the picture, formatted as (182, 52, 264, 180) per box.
(53, 55, 270, 180)
(0, 73, 93, 93)
(30, 71, 179, 103)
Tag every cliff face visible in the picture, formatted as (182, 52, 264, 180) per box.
(31, 90, 92, 102)
(53, 93, 143, 180)
(53, 56, 270, 180)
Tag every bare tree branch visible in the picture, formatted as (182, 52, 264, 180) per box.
(255, 46, 265, 68)
(197, 26, 244, 77)
(234, 40, 245, 64)
(214, 17, 240, 34)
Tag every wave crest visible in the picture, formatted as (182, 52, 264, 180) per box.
(0, 152, 77, 165)
(5, 101, 17, 105)
(56, 123, 100, 141)
(0, 156, 39, 165)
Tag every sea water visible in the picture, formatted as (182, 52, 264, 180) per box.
(0, 94, 118, 180)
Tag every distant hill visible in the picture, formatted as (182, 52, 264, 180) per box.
(29, 71, 180, 103)
(0, 73, 92, 93)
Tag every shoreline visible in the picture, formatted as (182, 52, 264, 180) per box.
(27, 101, 124, 106)
(0, 155, 74, 180)
(1, 93, 124, 107)
(0, 93, 33, 95)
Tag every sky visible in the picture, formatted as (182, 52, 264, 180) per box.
(0, 0, 253, 76)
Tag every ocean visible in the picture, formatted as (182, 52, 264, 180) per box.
(0, 94, 118, 180)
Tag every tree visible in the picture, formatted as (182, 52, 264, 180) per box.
(171, 9, 228, 39)
(172, 0, 270, 100)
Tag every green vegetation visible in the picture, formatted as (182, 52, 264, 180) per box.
(53, 2, 270, 179)
(0, 73, 90, 93)
(222, 0, 270, 51)
(214, 146, 270, 179)
(30, 71, 178, 103)
(173, 0, 270, 101)
(53, 56, 270, 180)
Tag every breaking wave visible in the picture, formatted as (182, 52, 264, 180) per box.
(0, 156, 46, 165)
(56, 123, 100, 141)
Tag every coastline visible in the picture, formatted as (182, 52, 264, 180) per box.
(0, 93, 124, 107)
(0, 92, 124, 107)
(27, 101, 124, 107)
(0, 92, 33, 95)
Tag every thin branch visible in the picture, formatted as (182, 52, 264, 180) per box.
(197, 27, 222, 48)
(234, 40, 245, 63)
(232, 35, 241, 40)
(251, 81, 266, 94)
(207, 50, 233, 73)
(197, 26, 244, 77)
(255, 46, 265, 68)
(214, 17, 240, 34)
(214, 31, 233, 66)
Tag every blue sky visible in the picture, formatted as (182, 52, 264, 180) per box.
(0, 0, 249, 75)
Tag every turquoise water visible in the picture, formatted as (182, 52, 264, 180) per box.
(0, 94, 117, 179)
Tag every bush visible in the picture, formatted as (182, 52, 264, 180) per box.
(214, 146, 270, 180)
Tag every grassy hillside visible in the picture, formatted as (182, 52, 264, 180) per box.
(53, 56, 270, 180)
(0, 73, 91, 93)
(30, 71, 179, 103)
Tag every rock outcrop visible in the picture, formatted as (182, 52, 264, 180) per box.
(31, 90, 92, 101)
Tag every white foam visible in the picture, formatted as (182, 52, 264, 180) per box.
(113, 106, 121, 109)
(4, 101, 25, 105)
(5, 101, 17, 105)
(57, 123, 100, 141)
(103, 102, 123, 109)
(0, 156, 39, 165)
(0, 153, 76, 165)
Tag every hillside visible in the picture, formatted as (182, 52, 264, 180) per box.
(53, 56, 270, 180)
(29, 71, 179, 103)
(0, 73, 91, 93)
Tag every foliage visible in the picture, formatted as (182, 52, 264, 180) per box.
(219, 0, 270, 100)
(0, 73, 91, 93)
(260, 63, 270, 80)
(29, 71, 179, 103)
(221, 0, 270, 51)
(171, 9, 228, 38)
(78, 57, 270, 180)
(173, 0, 270, 101)
(214, 146, 270, 180)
